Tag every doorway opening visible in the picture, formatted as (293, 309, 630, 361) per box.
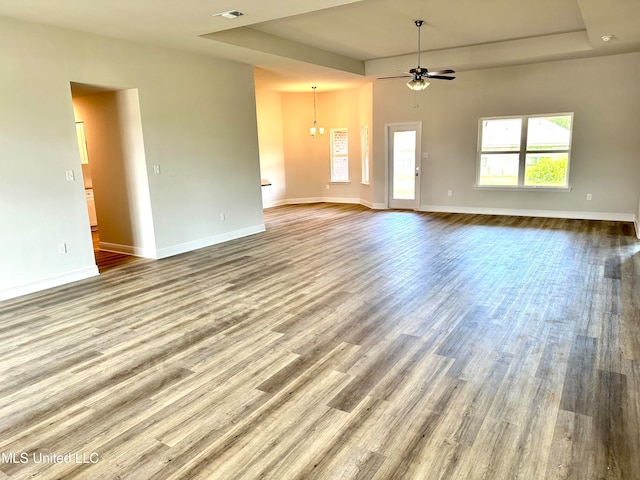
(70, 82, 156, 271)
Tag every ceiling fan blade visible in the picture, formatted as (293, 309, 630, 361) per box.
(427, 69, 455, 75)
(426, 75, 456, 80)
(377, 75, 411, 80)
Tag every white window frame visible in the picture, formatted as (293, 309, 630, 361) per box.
(330, 128, 349, 183)
(361, 125, 370, 185)
(476, 112, 574, 190)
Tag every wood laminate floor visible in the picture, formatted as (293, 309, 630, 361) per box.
(1, 204, 639, 479)
(92, 231, 137, 273)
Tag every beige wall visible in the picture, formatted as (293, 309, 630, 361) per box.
(256, 85, 372, 204)
(358, 83, 373, 205)
(281, 91, 331, 200)
(372, 52, 640, 219)
(256, 89, 286, 207)
(0, 15, 264, 300)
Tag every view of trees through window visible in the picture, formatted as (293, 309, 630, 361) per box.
(478, 114, 573, 187)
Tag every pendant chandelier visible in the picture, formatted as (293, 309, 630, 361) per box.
(310, 86, 324, 138)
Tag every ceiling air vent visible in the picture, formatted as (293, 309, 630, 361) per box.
(212, 10, 244, 19)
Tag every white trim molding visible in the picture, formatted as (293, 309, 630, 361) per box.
(635, 196, 640, 239)
(359, 199, 386, 210)
(272, 197, 384, 210)
(154, 224, 266, 259)
(0, 266, 99, 302)
(262, 199, 288, 208)
(99, 242, 158, 258)
(419, 204, 635, 222)
(280, 197, 361, 205)
(267, 198, 635, 222)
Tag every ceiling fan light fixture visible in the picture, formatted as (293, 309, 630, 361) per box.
(407, 78, 430, 91)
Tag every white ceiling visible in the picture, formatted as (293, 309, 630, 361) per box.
(1, 0, 639, 92)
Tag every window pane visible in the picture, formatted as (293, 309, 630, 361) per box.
(361, 126, 369, 183)
(333, 130, 348, 154)
(331, 129, 349, 181)
(524, 153, 568, 186)
(478, 154, 519, 186)
(332, 156, 349, 182)
(481, 118, 522, 151)
(526, 115, 572, 151)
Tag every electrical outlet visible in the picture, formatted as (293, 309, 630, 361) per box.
(586, 193, 592, 200)
(220, 212, 226, 221)
(447, 190, 452, 197)
(58, 243, 67, 254)
(326, 184, 330, 190)
(153, 165, 161, 175)
(65, 170, 75, 181)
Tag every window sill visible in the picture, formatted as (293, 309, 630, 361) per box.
(475, 185, 572, 192)
(361, 182, 370, 186)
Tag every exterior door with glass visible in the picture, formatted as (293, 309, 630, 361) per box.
(388, 123, 421, 209)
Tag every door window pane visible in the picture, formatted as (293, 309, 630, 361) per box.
(392, 131, 416, 199)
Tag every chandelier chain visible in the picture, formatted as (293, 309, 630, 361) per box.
(312, 86, 318, 125)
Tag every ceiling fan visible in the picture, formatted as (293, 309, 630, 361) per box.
(379, 20, 455, 91)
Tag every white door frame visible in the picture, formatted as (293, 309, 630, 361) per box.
(385, 121, 422, 209)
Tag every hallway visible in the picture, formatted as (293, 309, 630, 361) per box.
(92, 231, 139, 272)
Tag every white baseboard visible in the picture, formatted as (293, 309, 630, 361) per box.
(270, 197, 385, 210)
(370, 202, 387, 210)
(154, 224, 266, 259)
(99, 242, 158, 258)
(266, 198, 635, 223)
(0, 266, 99, 302)
(283, 197, 364, 205)
(635, 198, 640, 238)
(321, 197, 361, 204)
(283, 197, 325, 204)
(359, 199, 386, 210)
(262, 199, 287, 208)
(419, 205, 635, 222)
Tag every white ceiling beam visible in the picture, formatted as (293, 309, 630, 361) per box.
(203, 27, 365, 75)
(365, 31, 593, 76)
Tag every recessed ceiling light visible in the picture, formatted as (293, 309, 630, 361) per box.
(212, 10, 244, 19)
(601, 34, 614, 42)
